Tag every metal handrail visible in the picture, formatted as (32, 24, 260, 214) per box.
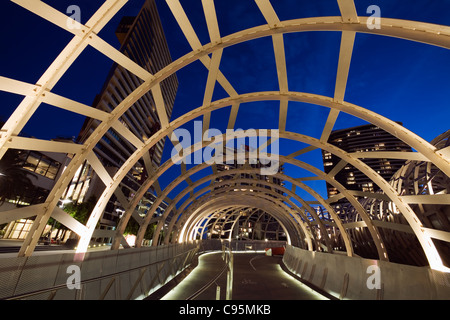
(3, 246, 198, 300)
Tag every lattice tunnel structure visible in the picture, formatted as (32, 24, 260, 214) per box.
(0, 0, 449, 279)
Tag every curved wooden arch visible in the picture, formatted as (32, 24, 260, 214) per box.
(158, 178, 318, 251)
(178, 193, 299, 245)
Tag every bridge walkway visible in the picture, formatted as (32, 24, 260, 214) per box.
(160, 251, 329, 300)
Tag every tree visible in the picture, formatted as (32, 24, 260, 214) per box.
(0, 149, 37, 206)
(124, 219, 156, 241)
(62, 196, 97, 225)
(48, 196, 98, 244)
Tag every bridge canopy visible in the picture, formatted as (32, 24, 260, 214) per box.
(0, 0, 449, 274)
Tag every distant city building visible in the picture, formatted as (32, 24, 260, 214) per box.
(213, 145, 284, 194)
(322, 123, 412, 198)
(62, 0, 178, 242)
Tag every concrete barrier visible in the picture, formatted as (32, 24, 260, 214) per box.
(283, 245, 450, 300)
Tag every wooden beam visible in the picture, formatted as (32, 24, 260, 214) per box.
(7, 137, 83, 154)
(201, 0, 221, 43)
(255, 0, 281, 28)
(337, 0, 359, 23)
(334, 31, 356, 102)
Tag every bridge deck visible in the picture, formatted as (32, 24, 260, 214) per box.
(161, 251, 328, 300)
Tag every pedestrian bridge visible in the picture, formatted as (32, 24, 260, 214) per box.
(0, 240, 449, 300)
(0, 0, 450, 300)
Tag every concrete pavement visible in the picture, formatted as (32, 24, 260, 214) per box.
(161, 251, 328, 300)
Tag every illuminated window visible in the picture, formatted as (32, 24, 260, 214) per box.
(23, 152, 61, 180)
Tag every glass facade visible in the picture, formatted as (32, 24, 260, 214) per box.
(22, 151, 61, 180)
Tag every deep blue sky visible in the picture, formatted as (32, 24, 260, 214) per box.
(0, 0, 449, 201)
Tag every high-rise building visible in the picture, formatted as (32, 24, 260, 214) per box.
(63, 0, 178, 239)
(322, 123, 412, 198)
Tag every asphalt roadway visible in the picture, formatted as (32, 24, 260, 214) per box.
(160, 251, 328, 300)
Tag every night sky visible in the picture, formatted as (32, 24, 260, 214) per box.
(1, 0, 449, 201)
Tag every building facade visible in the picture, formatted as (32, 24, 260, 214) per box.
(0, 146, 72, 241)
(322, 123, 412, 198)
(62, 0, 178, 241)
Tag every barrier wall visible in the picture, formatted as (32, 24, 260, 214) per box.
(283, 245, 450, 300)
(0, 240, 283, 300)
(198, 239, 286, 252)
(0, 243, 197, 300)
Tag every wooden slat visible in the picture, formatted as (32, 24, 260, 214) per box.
(44, 91, 110, 121)
(51, 206, 88, 236)
(320, 109, 340, 142)
(227, 103, 240, 130)
(255, 0, 281, 28)
(151, 84, 170, 128)
(278, 100, 288, 132)
(112, 120, 145, 149)
(0, 204, 44, 225)
(86, 151, 113, 186)
(165, 0, 202, 49)
(0, 76, 37, 96)
(337, 0, 359, 23)
(165, 0, 238, 98)
(88, 34, 152, 81)
(7, 137, 83, 154)
(350, 151, 430, 161)
(114, 187, 131, 208)
(272, 34, 288, 92)
(400, 194, 450, 205)
(202, 49, 224, 134)
(288, 145, 317, 158)
(422, 227, 450, 242)
(327, 159, 348, 178)
(334, 31, 356, 102)
(201, 0, 221, 43)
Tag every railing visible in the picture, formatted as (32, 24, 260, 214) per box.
(223, 242, 233, 300)
(0, 243, 198, 300)
(283, 244, 450, 300)
(198, 239, 286, 252)
(0, 240, 283, 300)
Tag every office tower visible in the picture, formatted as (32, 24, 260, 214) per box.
(322, 123, 412, 198)
(63, 0, 178, 238)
